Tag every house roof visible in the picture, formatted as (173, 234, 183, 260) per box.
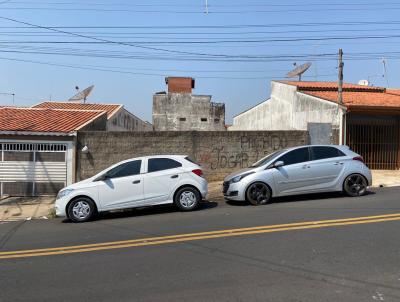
(32, 101, 122, 119)
(303, 91, 400, 109)
(280, 81, 400, 110)
(282, 81, 385, 92)
(0, 107, 106, 133)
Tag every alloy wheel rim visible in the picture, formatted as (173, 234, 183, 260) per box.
(72, 201, 91, 219)
(248, 183, 270, 204)
(180, 191, 196, 208)
(345, 175, 367, 196)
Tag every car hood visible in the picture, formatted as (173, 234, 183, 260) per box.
(224, 167, 255, 182)
(63, 177, 96, 191)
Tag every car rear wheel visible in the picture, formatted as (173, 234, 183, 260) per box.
(67, 197, 96, 222)
(174, 187, 200, 211)
(246, 182, 272, 205)
(343, 174, 368, 197)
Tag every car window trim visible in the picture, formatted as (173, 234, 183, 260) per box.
(274, 147, 311, 167)
(105, 160, 143, 179)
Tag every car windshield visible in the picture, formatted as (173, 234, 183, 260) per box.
(251, 150, 286, 168)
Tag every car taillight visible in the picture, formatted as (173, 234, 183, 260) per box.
(353, 156, 364, 163)
(192, 169, 203, 177)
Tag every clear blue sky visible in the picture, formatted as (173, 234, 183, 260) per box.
(1, 0, 399, 123)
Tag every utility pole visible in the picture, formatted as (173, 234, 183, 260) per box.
(338, 48, 344, 105)
(338, 48, 345, 145)
(205, 0, 209, 14)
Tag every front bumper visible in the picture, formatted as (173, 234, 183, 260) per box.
(223, 181, 245, 201)
(54, 196, 70, 217)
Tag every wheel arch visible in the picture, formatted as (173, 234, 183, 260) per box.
(173, 184, 202, 202)
(342, 172, 369, 190)
(65, 195, 98, 219)
(245, 180, 274, 198)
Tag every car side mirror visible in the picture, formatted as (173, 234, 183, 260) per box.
(273, 161, 284, 168)
(95, 174, 110, 182)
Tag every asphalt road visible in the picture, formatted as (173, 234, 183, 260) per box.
(1, 187, 400, 302)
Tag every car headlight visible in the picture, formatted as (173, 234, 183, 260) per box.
(230, 172, 254, 184)
(56, 188, 74, 200)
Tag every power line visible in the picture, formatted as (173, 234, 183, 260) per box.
(1, 20, 400, 29)
(3, 34, 400, 45)
(0, 16, 243, 58)
(3, 5, 400, 14)
(0, 55, 337, 80)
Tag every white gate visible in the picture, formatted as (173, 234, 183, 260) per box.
(0, 142, 70, 196)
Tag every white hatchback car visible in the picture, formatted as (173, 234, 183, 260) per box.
(223, 145, 372, 205)
(55, 155, 208, 222)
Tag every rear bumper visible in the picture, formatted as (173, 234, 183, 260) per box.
(198, 179, 208, 199)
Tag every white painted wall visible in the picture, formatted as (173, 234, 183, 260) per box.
(108, 108, 153, 132)
(229, 81, 344, 132)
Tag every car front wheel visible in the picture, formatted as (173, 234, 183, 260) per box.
(67, 197, 96, 222)
(174, 187, 201, 211)
(343, 174, 368, 197)
(246, 182, 272, 205)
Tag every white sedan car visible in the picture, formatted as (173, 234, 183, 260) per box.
(55, 155, 208, 222)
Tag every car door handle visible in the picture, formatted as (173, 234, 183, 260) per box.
(302, 165, 310, 169)
(334, 162, 344, 165)
(171, 175, 179, 179)
(132, 180, 141, 184)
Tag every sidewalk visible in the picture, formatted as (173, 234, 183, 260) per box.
(372, 170, 400, 187)
(0, 196, 55, 222)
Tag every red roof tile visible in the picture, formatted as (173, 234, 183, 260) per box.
(282, 81, 385, 92)
(0, 107, 106, 133)
(33, 102, 122, 119)
(279, 81, 400, 109)
(303, 91, 400, 109)
(386, 89, 400, 96)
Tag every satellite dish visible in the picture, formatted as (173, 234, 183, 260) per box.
(358, 80, 370, 86)
(287, 62, 312, 81)
(68, 85, 94, 103)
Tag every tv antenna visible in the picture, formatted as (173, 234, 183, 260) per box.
(287, 62, 312, 81)
(68, 85, 94, 103)
(0, 92, 15, 105)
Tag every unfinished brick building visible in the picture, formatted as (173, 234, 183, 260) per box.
(152, 77, 226, 131)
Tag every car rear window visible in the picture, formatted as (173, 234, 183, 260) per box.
(311, 146, 345, 160)
(148, 158, 182, 173)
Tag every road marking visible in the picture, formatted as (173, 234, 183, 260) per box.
(1, 213, 400, 260)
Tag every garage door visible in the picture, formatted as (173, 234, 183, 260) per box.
(0, 142, 68, 196)
(346, 114, 400, 170)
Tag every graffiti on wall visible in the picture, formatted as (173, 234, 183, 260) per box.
(200, 134, 288, 170)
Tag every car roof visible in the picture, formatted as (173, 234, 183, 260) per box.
(286, 145, 350, 151)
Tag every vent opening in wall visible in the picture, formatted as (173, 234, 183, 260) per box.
(214, 118, 220, 123)
(201, 118, 208, 122)
(179, 117, 186, 122)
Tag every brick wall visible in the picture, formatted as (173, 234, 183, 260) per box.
(76, 131, 308, 182)
(166, 77, 194, 93)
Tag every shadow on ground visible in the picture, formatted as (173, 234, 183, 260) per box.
(226, 190, 376, 207)
(62, 201, 218, 223)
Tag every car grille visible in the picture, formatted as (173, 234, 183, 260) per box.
(223, 181, 230, 194)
